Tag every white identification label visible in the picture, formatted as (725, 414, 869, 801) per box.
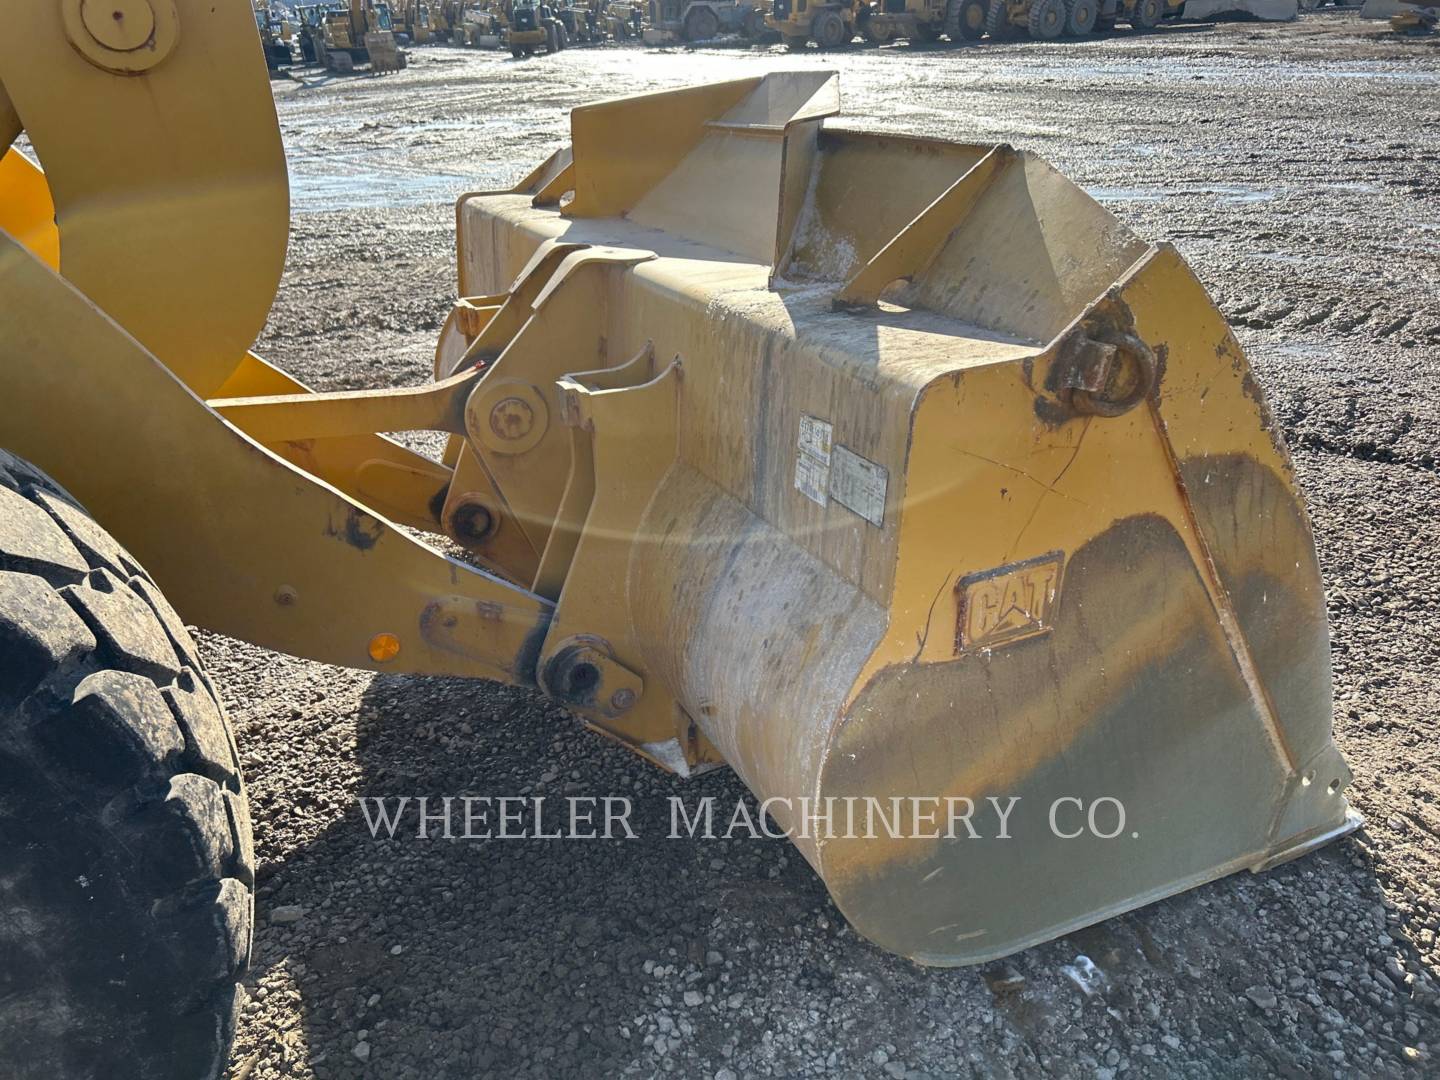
(794, 415, 833, 508)
(797, 414, 833, 465)
(829, 446, 888, 527)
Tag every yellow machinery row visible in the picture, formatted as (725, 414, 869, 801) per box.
(256, 0, 1195, 63)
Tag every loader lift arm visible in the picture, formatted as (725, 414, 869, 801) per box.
(0, 0, 552, 682)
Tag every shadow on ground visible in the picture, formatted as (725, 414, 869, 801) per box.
(228, 662, 1438, 1079)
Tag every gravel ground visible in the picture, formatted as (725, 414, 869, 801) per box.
(222, 14, 1438, 1079)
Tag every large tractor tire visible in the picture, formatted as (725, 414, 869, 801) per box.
(1130, 0, 1163, 25)
(811, 8, 851, 46)
(985, 0, 1020, 36)
(684, 5, 722, 40)
(1065, 0, 1099, 32)
(946, 0, 988, 39)
(861, 14, 895, 41)
(0, 450, 252, 1080)
(1028, 0, 1066, 35)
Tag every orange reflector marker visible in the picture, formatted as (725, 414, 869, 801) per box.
(368, 632, 401, 663)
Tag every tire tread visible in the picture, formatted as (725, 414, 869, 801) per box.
(0, 449, 252, 1080)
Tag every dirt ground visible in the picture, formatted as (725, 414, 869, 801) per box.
(222, 13, 1439, 1079)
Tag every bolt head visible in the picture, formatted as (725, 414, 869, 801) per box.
(610, 688, 637, 712)
(489, 396, 536, 440)
(449, 500, 496, 544)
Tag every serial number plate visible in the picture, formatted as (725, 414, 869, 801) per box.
(829, 446, 887, 528)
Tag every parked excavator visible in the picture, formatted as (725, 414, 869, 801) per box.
(0, 2, 1357, 1075)
(392, 0, 437, 41)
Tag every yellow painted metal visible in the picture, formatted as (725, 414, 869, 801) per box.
(209, 369, 480, 443)
(858, 0, 968, 41)
(61, 0, 182, 75)
(766, 0, 857, 43)
(563, 78, 761, 218)
(447, 72, 1355, 963)
(210, 353, 458, 533)
(833, 144, 1014, 309)
(0, 15, 1357, 970)
(0, 0, 287, 399)
(0, 230, 551, 680)
(395, 0, 435, 41)
(0, 150, 58, 270)
(0, 0, 549, 682)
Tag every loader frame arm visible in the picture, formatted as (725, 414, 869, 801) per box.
(0, 1, 552, 681)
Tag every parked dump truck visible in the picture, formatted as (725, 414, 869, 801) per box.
(0, 2, 1358, 1075)
(646, 0, 767, 40)
(983, 0, 1163, 37)
(857, 0, 988, 42)
(768, 0, 858, 46)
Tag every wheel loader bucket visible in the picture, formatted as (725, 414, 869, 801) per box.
(436, 71, 1357, 964)
(0, 20, 1355, 966)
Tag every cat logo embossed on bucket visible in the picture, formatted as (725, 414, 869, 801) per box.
(955, 552, 1063, 652)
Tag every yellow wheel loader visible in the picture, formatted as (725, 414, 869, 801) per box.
(504, 0, 565, 52)
(0, 3, 1357, 1074)
(451, 3, 505, 46)
(602, 0, 646, 37)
